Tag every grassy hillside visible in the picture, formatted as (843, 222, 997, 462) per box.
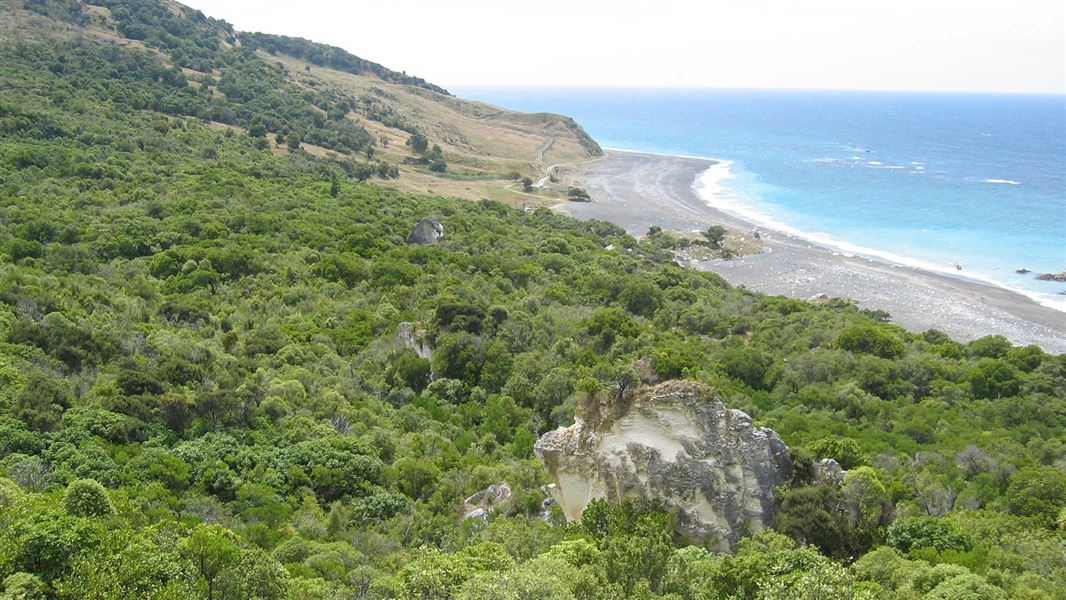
(0, 0, 601, 205)
(0, 1, 1063, 599)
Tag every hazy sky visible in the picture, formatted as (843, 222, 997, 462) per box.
(184, 0, 1065, 94)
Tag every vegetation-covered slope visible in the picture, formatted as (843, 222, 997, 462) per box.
(2, 0, 601, 204)
(0, 1, 1063, 599)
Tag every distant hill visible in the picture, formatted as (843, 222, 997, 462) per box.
(1, 0, 602, 203)
(238, 32, 450, 96)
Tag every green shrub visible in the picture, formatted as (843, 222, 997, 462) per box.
(62, 479, 115, 517)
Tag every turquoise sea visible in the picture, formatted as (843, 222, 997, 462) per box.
(456, 88, 1066, 312)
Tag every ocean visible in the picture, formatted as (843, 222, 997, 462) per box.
(455, 88, 1066, 312)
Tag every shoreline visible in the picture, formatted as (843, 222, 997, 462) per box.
(687, 156, 1066, 314)
(557, 150, 1066, 353)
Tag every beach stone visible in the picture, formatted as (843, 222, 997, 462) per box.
(535, 380, 792, 551)
(409, 217, 445, 245)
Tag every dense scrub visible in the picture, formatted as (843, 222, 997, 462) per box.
(0, 2, 1064, 599)
(239, 32, 450, 95)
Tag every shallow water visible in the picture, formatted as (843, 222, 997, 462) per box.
(457, 88, 1066, 311)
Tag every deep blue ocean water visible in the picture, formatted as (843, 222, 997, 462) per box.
(456, 88, 1066, 311)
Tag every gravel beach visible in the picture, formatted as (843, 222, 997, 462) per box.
(557, 150, 1066, 353)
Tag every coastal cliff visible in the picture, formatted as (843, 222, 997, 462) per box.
(535, 381, 793, 550)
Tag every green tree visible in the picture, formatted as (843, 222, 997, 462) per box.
(924, 574, 1006, 600)
(387, 350, 432, 393)
(408, 132, 429, 153)
(835, 325, 905, 359)
(885, 516, 971, 553)
(1, 573, 47, 600)
(181, 525, 240, 600)
(702, 225, 727, 248)
(1005, 466, 1066, 526)
(619, 277, 663, 317)
(285, 131, 301, 151)
(968, 359, 1019, 399)
(62, 479, 114, 518)
(807, 437, 868, 469)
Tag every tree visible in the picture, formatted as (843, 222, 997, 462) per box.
(807, 437, 868, 469)
(0, 478, 23, 511)
(1005, 466, 1066, 526)
(285, 131, 301, 151)
(924, 574, 1007, 600)
(968, 358, 1019, 399)
(840, 467, 890, 533)
(431, 332, 484, 386)
(181, 524, 240, 600)
(62, 479, 114, 517)
(387, 349, 432, 393)
(1, 573, 47, 600)
(702, 225, 727, 248)
(774, 485, 852, 558)
(521, 177, 534, 192)
(618, 277, 663, 317)
(835, 325, 905, 359)
(220, 549, 290, 600)
(458, 560, 578, 600)
(567, 187, 590, 201)
(885, 516, 971, 553)
(407, 132, 429, 153)
(353, 163, 375, 182)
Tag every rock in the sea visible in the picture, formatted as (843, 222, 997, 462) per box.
(534, 380, 792, 550)
(1035, 270, 1066, 282)
(409, 217, 445, 245)
(1015, 268, 1030, 274)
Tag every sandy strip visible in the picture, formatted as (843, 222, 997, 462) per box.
(558, 150, 1066, 353)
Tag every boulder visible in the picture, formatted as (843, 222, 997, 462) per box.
(409, 217, 445, 245)
(812, 458, 846, 485)
(460, 482, 512, 520)
(535, 380, 792, 550)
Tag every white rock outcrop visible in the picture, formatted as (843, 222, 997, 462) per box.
(535, 380, 792, 550)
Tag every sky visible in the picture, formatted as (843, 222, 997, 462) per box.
(184, 0, 1065, 94)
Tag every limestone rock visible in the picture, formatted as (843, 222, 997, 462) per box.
(397, 322, 433, 360)
(409, 217, 445, 245)
(812, 458, 846, 485)
(460, 482, 512, 520)
(535, 380, 792, 550)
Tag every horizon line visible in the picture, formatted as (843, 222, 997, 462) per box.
(448, 84, 1066, 97)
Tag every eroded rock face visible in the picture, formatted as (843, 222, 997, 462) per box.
(535, 380, 792, 550)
